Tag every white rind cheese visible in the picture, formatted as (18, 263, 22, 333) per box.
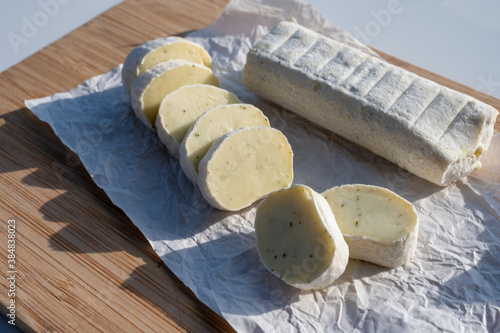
(179, 103, 270, 183)
(130, 60, 219, 129)
(255, 185, 349, 290)
(322, 184, 419, 268)
(243, 21, 499, 186)
(122, 37, 212, 95)
(155, 84, 241, 158)
(198, 127, 293, 211)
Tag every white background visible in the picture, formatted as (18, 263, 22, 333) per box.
(0, 0, 122, 72)
(1, 0, 499, 331)
(308, 0, 500, 99)
(1, 0, 499, 99)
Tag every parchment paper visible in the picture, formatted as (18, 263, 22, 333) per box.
(25, 0, 500, 331)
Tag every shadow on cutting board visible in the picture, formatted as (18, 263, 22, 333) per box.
(2, 88, 499, 329)
(123, 230, 390, 318)
(0, 106, 388, 322)
(0, 107, 236, 332)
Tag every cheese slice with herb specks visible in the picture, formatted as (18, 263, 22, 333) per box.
(198, 127, 293, 211)
(322, 184, 419, 268)
(155, 84, 241, 158)
(122, 37, 212, 95)
(180, 103, 270, 183)
(130, 60, 219, 129)
(255, 184, 349, 290)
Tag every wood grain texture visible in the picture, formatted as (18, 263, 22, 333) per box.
(0, 0, 234, 332)
(0, 0, 499, 332)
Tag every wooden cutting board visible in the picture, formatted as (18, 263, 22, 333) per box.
(0, 0, 499, 332)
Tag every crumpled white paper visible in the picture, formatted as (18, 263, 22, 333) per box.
(25, 0, 500, 331)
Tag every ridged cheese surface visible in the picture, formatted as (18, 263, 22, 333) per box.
(255, 185, 349, 290)
(322, 184, 419, 268)
(243, 21, 499, 186)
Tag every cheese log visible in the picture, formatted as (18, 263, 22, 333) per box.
(322, 184, 419, 268)
(198, 127, 293, 211)
(130, 60, 219, 129)
(122, 37, 212, 95)
(243, 21, 499, 186)
(255, 184, 349, 290)
(180, 104, 270, 183)
(155, 84, 241, 158)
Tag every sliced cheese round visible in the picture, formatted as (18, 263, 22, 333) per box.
(122, 37, 212, 95)
(130, 60, 219, 129)
(155, 84, 241, 158)
(179, 104, 270, 183)
(198, 127, 293, 211)
(255, 185, 349, 290)
(322, 184, 419, 268)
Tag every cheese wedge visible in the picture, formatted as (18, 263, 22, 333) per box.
(122, 37, 212, 95)
(130, 60, 219, 129)
(180, 104, 270, 183)
(255, 185, 349, 290)
(198, 127, 293, 211)
(322, 184, 419, 268)
(243, 21, 499, 186)
(155, 84, 241, 158)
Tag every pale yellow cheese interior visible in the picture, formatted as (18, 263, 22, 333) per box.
(159, 85, 241, 146)
(141, 65, 219, 126)
(138, 41, 212, 75)
(184, 104, 270, 175)
(256, 185, 335, 284)
(203, 128, 293, 211)
(323, 185, 417, 243)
